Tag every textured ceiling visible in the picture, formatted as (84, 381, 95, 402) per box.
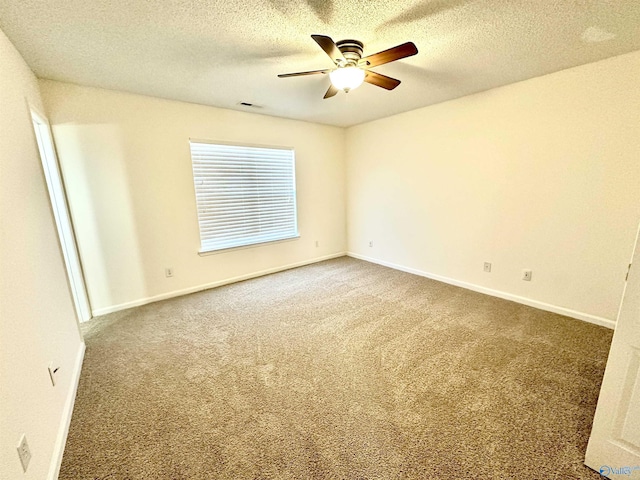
(1, 0, 639, 127)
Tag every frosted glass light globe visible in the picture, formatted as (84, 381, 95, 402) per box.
(329, 66, 365, 92)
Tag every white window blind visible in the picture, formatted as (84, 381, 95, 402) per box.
(190, 141, 299, 253)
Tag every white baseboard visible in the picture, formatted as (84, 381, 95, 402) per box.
(92, 252, 347, 316)
(48, 341, 85, 480)
(347, 252, 616, 330)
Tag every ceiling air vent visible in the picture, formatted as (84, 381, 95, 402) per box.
(238, 102, 262, 108)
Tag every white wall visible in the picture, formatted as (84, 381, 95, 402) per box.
(0, 29, 84, 480)
(39, 81, 347, 315)
(346, 50, 640, 325)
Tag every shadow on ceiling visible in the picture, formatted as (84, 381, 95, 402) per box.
(306, 0, 333, 23)
(377, 0, 473, 30)
(388, 61, 468, 90)
(268, 0, 333, 24)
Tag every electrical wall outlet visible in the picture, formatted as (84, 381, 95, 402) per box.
(369, 241, 374, 247)
(484, 262, 492, 273)
(165, 267, 174, 278)
(522, 269, 532, 281)
(17, 434, 31, 473)
(315, 240, 319, 247)
(48, 362, 59, 386)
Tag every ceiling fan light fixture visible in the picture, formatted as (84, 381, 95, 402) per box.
(329, 66, 365, 93)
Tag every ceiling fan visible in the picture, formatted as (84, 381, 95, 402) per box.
(278, 35, 418, 99)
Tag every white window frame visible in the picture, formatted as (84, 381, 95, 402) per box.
(189, 140, 299, 254)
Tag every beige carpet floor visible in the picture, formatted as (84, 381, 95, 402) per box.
(60, 257, 612, 479)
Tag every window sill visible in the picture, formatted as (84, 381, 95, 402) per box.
(198, 235, 301, 256)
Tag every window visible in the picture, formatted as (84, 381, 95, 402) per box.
(190, 141, 299, 253)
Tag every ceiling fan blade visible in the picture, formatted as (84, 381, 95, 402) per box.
(278, 68, 331, 78)
(311, 34, 345, 65)
(364, 70, 401, 90)
(360, 42, 418, 68)
(324, 84, 339, 99)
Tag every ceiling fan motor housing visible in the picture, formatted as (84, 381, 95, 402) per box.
(336, 39, 363, 65)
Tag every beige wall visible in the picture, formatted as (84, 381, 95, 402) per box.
(39, 81, 347, 314)
(0, 29, 84, 479)
(346, 50, 640, 324)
